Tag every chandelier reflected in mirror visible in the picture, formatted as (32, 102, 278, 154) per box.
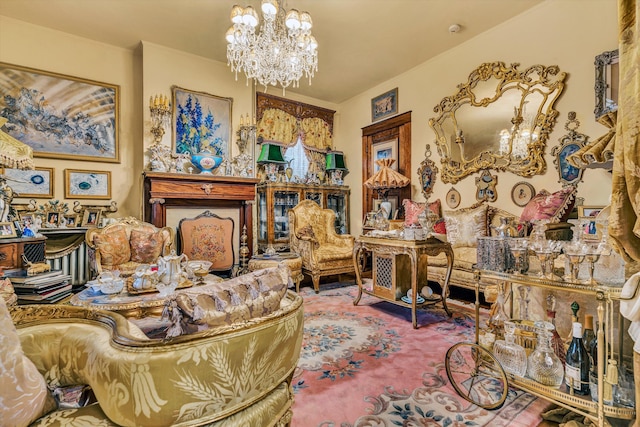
(226, 0, 318, 92)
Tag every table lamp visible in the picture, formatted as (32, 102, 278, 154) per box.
(257, 142, 287, 181)
(364, 158, 410, 219)
(0, 117, 34, 222)
(325, 150, 349, 185)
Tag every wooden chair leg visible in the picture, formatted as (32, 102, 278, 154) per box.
(312, 276, 320, 293)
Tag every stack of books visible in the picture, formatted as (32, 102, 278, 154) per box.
(6, 270, 73, 304)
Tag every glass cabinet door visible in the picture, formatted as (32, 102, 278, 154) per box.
(273, 190, 299, 243)
(327, 192, 348, 234)
(258, 190, 267, 241)
(305, 191, 322, 206)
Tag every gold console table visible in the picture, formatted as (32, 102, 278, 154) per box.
(352, 235, 453, 328)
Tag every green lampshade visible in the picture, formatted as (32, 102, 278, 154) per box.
(326, 151, 347, 171)
(257, 143, 286, 164)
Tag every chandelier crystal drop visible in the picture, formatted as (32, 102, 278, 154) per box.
(226, 0, 318, 92)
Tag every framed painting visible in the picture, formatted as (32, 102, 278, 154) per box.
(63, 214, 79, 228)
(0, 62, 119, 162)
(172, 86, 232, 158)
(594, 49, 619, 119)
(372, 139, 397, 172)
(578, 206, 605, 218)
(0, 222, 17, 239)
(81, 208, 101, 227)
(511, 181, 536, 207)
(0, 167, 54, 198)
(46, 211, 62, 227)
(371, 88, 398, 122)
(64, 169, 111, 200)
(551, 112, 587, 185)
(446, 187, 461, 209)
(417, 154, 438, 200)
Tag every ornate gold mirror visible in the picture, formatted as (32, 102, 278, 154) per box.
(429, 62, 567, 183)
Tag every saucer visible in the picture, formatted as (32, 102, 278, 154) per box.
(401, 295, 425, 304)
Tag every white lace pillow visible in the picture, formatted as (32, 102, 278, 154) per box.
(443, 204, 489, 248)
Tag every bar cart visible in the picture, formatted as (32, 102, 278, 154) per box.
(444, 269, 637, 426)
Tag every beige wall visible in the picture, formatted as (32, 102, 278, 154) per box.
(335, 1, 618, 234)
(0, 1, 619, 238)
(0, 16, 141, 217)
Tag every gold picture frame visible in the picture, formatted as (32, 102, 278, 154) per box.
(64, 169, 112, 200)
(63, 214, 79, 228)
(0, 222, 17, 239)
(81, 208, 101, 227)
(578, 205, 605, 241)
(0, 167, 54, 198)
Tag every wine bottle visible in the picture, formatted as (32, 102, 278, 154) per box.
(565, 322, 590, 395)
(589, 321, 605, 373)
(583, 315, 596, 351)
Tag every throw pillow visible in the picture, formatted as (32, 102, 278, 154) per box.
(402, 199, 442, 227)
(93, 227, 131, 268)
(0, 298, 57, 426)
(443, 204, 489, 248)
(520, 186, 576, 225)
(130, 229, 165, 264)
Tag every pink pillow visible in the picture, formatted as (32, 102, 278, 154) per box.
(403, 199, 441, 227)
(520, 186, 576, 224)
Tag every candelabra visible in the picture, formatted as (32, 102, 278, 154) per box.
(149, 94, 171, 144)
(231, 113, 257, 177)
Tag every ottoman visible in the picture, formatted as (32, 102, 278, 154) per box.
(248, 253, 304, 292)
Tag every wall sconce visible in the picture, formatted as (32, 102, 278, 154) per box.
(325, 150, 348, 185)
(149, 94, 171, 144)
(257, 142, 287, 182)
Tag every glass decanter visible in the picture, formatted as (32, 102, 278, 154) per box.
(493, 321, 528, 377)
(546, 293, 566, 366)
(487, 284, 510, 340)
(527, 321, 565, 388)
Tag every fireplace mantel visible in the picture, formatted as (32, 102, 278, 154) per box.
(143, 172, 259, 257)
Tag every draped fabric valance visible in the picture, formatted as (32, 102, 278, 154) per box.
(567, 111, 616, 170)
(256, 93, 335, 151)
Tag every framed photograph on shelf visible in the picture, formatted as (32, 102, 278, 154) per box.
(0, 167, 54, 198)
(371, 88, 398, 122)
(578, 206, 605, 218)
(81, 208, 101, 227)
(0, 62, 119, 163)
(372, 139, 398, 172)
(172, 86, 232, 159)
(578, 205, 605, 241)
(0, 222, 17, 239)
(63, 214, 79, 228)
(64, 169, 111, 200)
(45, 212, 62, 227)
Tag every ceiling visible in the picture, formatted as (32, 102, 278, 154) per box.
(0, 0, 545, 104)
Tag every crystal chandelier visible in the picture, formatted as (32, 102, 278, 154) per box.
(225, 0, 318, 91)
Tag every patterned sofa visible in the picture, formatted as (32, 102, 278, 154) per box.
(3, 266, 303, 427)
(85, 217, 174, 277)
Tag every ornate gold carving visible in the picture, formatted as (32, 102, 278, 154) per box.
(429, 62, 567, 184)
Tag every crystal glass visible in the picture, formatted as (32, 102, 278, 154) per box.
(532, 240, 563, 280)
(487, 284, 510, 339)
(507, 238, 529, 274)
(527, 321, 564, 388)
(584, 243, 602, 285)
(494, 321, 528, 377)
(562, 239, 588, 282)
(517, 285, 531, 320)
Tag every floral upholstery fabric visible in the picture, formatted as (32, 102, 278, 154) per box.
(130, 230, 164, 264)
(519, 186, 576, 225)
(0, 298, 57, 427)
(13, 291, 303, 426)
(93, 227, 131, 268)
(164, 266, 291, 337)
(442, 204, 489, 248)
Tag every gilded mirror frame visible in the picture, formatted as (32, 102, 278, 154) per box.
(594, 49, 619, 120)
(429, 62, 567, 184)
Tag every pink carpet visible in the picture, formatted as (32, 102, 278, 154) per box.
(291, 282, 550, 426)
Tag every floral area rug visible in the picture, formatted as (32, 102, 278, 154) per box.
(291, 282, 550, 426)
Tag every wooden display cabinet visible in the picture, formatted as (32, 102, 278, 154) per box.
(257, 182, 350, 253)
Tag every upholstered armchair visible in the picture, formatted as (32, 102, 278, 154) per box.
(85, 217, 174, 278)
(288, 200, 355, 293)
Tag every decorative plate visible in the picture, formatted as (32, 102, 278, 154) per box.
(511, 181, 536, 207)
(401, 295, 425, 304)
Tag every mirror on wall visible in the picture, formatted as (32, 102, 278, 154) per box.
(429, 62, 567, 184)
(594, 49, 619, 120)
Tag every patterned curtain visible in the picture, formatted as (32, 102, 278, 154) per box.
(256, 108, 299, 147)
(299, 117, 333, 151)
(610, 0, 640, 263)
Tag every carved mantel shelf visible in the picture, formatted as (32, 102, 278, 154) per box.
(142, 172, 260, 257)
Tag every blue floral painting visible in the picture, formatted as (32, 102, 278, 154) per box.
(172, 86, 231, 157)
(0, 62, 119, 162)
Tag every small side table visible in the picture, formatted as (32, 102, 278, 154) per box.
(248, 253, 303, 292)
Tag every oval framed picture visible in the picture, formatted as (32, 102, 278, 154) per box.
(511, 182, 536, 207)
(446, 187, 461, 209)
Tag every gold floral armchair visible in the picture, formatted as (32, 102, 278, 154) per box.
(85, 217, 174, 278)
(288, 200, 355, 292)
